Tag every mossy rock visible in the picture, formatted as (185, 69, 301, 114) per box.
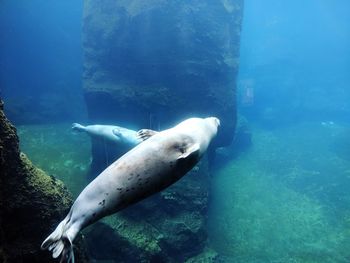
(185, 247, 219, 263)
(0, 100, 88, 262)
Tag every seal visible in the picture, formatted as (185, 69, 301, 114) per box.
(41, 117, 220, 263)
(72, 123, 141, 146)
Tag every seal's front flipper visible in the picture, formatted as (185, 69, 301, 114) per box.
(177, 143, 200, 159)
(72, 123, 85, 132)
(137, 129, 158, 141)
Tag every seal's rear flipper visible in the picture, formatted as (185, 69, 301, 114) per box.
(58, 237, 74, 263)
(137, 129, 158, 141)
(41, 217, 75, 263)
(71, 123, 85, 132)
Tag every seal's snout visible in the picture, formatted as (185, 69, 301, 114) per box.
(207, 117, 220, 127)
(214, 117, 220, 127)
(206, 117, 221, 137)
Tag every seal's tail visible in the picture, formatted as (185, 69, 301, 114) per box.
(71, 123, 85, 132)
(41, 217, 75, 263)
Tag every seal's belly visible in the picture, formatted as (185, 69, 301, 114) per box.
(105, 153, 175, 210)
(71, 146, 176, 227)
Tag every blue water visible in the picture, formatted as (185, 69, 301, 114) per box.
(0, 1, 84, 123)
(238, 0, 350, 124)
(1, 0, 350, 262)
(207, 1, 350, 261)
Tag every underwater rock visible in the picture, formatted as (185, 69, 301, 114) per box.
(85, 222, 148, 262)
(215, 115, 252, 167)
(231, 115, 252, 153)
(89, 136, 135, 177)
(0, 100, 88, 262)
(156, 168, 209, 261)
(185, 247, 220, 263)
(4, 92, 87, 126)
(82, 0, 243, 147)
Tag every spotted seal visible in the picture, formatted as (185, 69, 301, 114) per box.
(72, 123, 141, 146)
(41, 117, 220, 262)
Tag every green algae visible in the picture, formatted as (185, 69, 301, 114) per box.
(21, 153, 72, 207)
(209, 121, 350, 262)
(185, 247, 219, 263)
(0, 99, 88, 262)
(102, 215, 163, 255)
(211, 167, 346, 262)
(17, 123, 91, 197)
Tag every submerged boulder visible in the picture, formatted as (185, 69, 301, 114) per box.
(82, 0, 244, 173)
(0, 99, 88, 262)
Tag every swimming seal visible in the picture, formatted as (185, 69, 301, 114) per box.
(41, 117, 220, 263)
(72, 123, 141, 146)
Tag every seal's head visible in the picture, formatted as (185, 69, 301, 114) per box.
(205, 117, 220, 136)
(206, 117, 220, 127)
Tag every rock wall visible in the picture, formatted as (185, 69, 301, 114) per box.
(0, 99, 88, 262)
(82, 0, 243, 147)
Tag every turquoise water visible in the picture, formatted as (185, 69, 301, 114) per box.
(17, 124, 91, 197)
(2, 0, 349, 261)
(209, 121, 350, 262)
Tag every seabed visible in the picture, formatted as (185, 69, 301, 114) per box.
(17, 120, 350, 262)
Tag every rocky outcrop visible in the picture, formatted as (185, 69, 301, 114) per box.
(3, 92, 86, 126)
(82, 0, 243, 147)
(0, 99, 88, 262)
